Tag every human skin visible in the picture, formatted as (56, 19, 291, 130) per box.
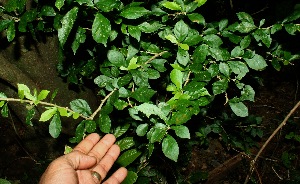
(39, 133, 128, 184)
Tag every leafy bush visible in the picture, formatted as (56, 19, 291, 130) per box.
(1, 0, 300, 182)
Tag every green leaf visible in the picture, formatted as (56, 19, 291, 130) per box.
(192, 44, 209, 64)
(98, 114, 111, 133)
(113, 123, 130, 138)
(26, 108, 35, 126)
(219, 19, 228, 31)
(138, 21, 163, 33)
(203, 34, 223, 48)
(174, 20, 189, 42)
(38, 90, 50, 101)
(178, 43, 189, 50)
(209, 47, 230, 61)
(228, 61, 249, 80)
(114, 99, 128, 110)
(92, 13, 111, 45)
(116, 137, 135, 152)
(168, 108, 194, 125)
(237, 12, 254, 24)
(1, 103, 9, 117)
(40, 107, 57, 122)
(176, 48, 190, 66)
(128, 25, 141, 41)
(120, 7, 150, 19)
(18, 84, 36, 101)
(165, 34, 178, 44)
(162, 2, 182, 11)
(6, 21, 15, 42)
(70, 99, 92, 117)
(84, 120, 96, 133)
(162, 135, 179, 162)
(172, 125, 190, 139)
(76, 0, 93, 6)
(55, 0, 65, 10)
(107, 50, 125, 67)
(147, 68, 160, 79)
(131, 86, 156, 102)
(187, 13, 205, 25)
(219, 62, 230, 77)
(117, 149, 141, 167)
(149, 123, 167, 143)
(0, 20, 12, 32)
(284, 24, 299, 35)
(136, 123, 148, 136)
(253, 29, 272, 48)
(127, 57, 140, 70)
(74, 121, 85, 142)
(72, 26, 86, 54)
(231, 46, 244, 58)
(195, 0, 207, 7)
(131, 70, 149, 87)
(49, 113, 62, 138)
(95, 0, 121, 12)
(135, 103, 167, 121)
(244, 54, 268, 71)
(4, 0, 26, 12)
(236, 22, 257, 33)
(122, 171, 138, 184)
(40, 6, 56, 16)
(240, 85, 255, 102)
(0, 92, 7, 99)
(170, 69, 183, 90)
(229, 101, 248, 117)
(58, 7, 78, 47)
(94, 75, 113, 88)
(212, 79, 228, 95)
(240, 35, 251, 49)
(271, 24, 282, 34)
(0, 178, 11, 184)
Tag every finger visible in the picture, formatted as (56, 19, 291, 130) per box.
(102, 167, 128, 184)
(73, 133, 100, 154)
(64, 151, 97, 170)
(88, 134, 116, 162)
(92, 144, 120, 180)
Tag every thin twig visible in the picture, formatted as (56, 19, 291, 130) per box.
(0, 98, 89, 119)
(244, 101, 300, 184)
(183, 70, 192, 86)
(89, 89, 117, 120)
(144, 51, 168, 65)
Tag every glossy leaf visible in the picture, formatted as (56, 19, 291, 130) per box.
(219, 62, 230, 77)
(107, 50, 125, 67)
(49, 113, 62, 138)
(116, 137, 135, 152)
(117, 149, 141, 167)
(162, 135, 179, 162)
(84, 120, 96, 133)
(228, 61, 249, 80)
(212, 80, 228, 95)
(174, 20, 189, 42)
(122, 171, 138, 184)
(26, 108, 35, 126)
(244, 54, 268, 71)
(72, 26, 86, 54)
(203, 34, 223, 48)
(172, 125, 190, 139)
(1, 103, 9, 118)
(92, 13, 111, 45)
(95, 0, 121, 12)
(135, 103, 167, 121)
(136, 123, 148, 136)
(38, 90, 50, 101)
(128, 25, 141, 41)
(113, 123, 130, 138)
(187, 13, 205, 25)
(98, 114, 111, 133)
(236, 22, 257, 33)
(120, 7, 150, 19)
(40, 107, 57, 122)
(138, 21, 163, 33)
(170, 69, 183, 90)
(162, 2, 182, 11)
(229, 101, 248, 117)
(70, 99, 92, 117)
(58, 7, 78, 47)
(237, 12, 254, 24)
(6, 22, 15, 42)
(131, 86, 156, 102)
(55, 0, 65, 10)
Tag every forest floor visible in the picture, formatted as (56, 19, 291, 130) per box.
(1, 63, 300, 184)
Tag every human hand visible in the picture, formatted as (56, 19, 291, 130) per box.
(39, 133, 127, 184)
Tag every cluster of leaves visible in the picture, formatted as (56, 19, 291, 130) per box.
(1, 0, 300, 183)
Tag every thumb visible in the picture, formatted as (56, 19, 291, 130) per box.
(65, 151, 97, 170)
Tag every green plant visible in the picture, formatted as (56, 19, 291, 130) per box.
(1, 0, 300, 182)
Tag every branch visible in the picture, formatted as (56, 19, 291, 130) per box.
(0, 98, 89, 120)
(88, 89, 117, 120)
(144, 51, 168, 65)
(244, 101, 300, 184)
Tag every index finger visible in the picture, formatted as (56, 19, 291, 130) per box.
(73, 133, 101, 154)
